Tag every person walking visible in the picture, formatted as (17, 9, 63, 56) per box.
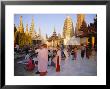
(37, 44, 48, 76)
(48, 50, 52, 66)
(64, 48, 69, 61)
(81, 45, 85, 59)
(74, 47, 77, 60)
(71, 49, 74, 60)
(56, 47, 61, 72)
(34, 45, 42, 74)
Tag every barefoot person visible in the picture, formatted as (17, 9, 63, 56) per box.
(64, 48, 69, 61)
(25, 55, 35, 71)
(37, 44, 48, 76)
(74, 47, 77, 60)
(71, 49, 74, 60)
(81, 44, 85, 59)
(56, 46, 61, 72)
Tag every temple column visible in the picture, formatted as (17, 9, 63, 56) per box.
(92, 36, 95, 48)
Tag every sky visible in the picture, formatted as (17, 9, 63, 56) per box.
(14, 14, 96, 37)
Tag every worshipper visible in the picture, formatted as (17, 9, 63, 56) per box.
(51, 53, 57, 67)
(51, 47, 61, 71)
(64, 48, 69, 60)
(20, 51, 30, 64)
(25, 55, 35, 71)
(48, 50, 52, 66)
(56, 56, 60, 72)
(35, 46, 41, 57)
(37, 44, 48, 76)
(25, 51, 30, 60)
(32, 54, 39, 74)
(25, 45, 29, 54)
(86, 46, 89, 59)
(71, 49, 74, 60)
(17, 51, 30, 64)
(91, 48, 96, 60)
(55, 47, 61, 72)
(61, 44, 65, 59)
(81, 44, 85, 59)
(74, 47, 77, 60)
(34, 45, 42, 74)
(67, 46, 71, 57)
(15, 43, 19, 52)
(14, 43, 17, 52)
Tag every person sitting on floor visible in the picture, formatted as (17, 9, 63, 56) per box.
(25, 55, 35, 71)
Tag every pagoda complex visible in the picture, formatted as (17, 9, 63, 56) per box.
(75, 14, 97, 49)
(14, 16, 43, 48)
(63, 16, 74, 45)
(14, 16, 32, 47)
(46, 27, 62, 48)
(75, 14, 85, 36)
(14, 14, 97, 50)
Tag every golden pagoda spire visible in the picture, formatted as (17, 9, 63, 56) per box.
(75, 14, 85, 36)
(76, 14, 85, 30)
(39, 27, 41, 36)
(54, 26, 56, 32)
(53, 26, 57, 36)
(19, 16, 24, 33)
(63, 16, 74, 45)
(63, 16, 74, 38)
(32, 16, 34, 25)
(25, 24, 29, 35)
(19, 16, 23, 27)
(30, 16, 35, 36)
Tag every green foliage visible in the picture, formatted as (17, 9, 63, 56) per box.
(15, 31, 32, 48)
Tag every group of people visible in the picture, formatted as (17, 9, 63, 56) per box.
(17, 43, 94, 76)
(23, 44, 62, 76)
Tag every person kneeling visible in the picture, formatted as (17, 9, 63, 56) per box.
(25, 56, 35, 71)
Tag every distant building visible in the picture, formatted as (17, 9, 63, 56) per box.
(75, 14, 88, 46)
(46, 27, 62, 48)
(76, 14, 85, 34)
(75, 14, 97, 49)
(14, 16, 32, 47)
(14, 14, 97, 49)
(63, 16, 74, 45)
(14, 16, 44, 47)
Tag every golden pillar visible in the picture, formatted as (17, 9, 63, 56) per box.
(86, 37, 88, 46)
(92, 36, 95, 48)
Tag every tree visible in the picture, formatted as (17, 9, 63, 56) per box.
(14, 24, 17, 33)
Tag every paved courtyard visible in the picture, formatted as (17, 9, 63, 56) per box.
(14, 50, 97, 76)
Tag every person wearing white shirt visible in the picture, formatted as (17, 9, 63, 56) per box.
(64, 48, 69, 60)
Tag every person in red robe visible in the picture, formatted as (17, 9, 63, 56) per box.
(25, 56, 35, 71)
(55, 47, 61, 72)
